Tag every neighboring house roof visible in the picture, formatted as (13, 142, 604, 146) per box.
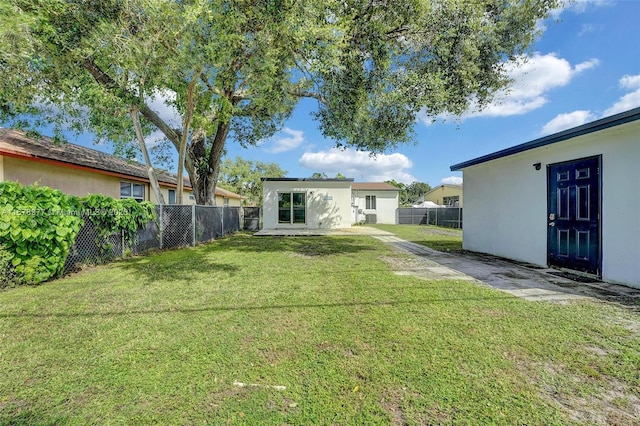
(262, 177, 354, 182)
(352, 182, 400, 191)
(450, 107, 640, 171)
(423, 184, 462, 196)
(0, 128, 243, 199)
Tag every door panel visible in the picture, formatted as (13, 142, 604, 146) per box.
(547, 156, 601, 275)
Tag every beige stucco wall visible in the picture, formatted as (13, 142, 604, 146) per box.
(262, 180, 352, 229)
(3, 156, 125, 199)
(460, 120, 639, 288)
(215, 194, 243, 207)
(351, 190, 399, 224)
(156, 186, 195, 205)
(424, 185, 463, 207)
(2, 156, 198, 204)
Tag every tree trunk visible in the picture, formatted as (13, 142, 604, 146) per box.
(130, 108, 165, 205)
(183, 122, 229, 205)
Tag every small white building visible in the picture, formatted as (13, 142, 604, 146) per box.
(351, 182, 401, 225)
(262, 179, 399, 230)
(450, 107, 640, 288)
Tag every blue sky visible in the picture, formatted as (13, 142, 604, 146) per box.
(7, 0, 640, 188)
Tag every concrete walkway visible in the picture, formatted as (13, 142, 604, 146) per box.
(373, 235, 640, 305)
(254, 226, 640, 305)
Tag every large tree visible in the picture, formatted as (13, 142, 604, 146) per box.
(218, 156, 286, 206)
(0, 0, 558, 204)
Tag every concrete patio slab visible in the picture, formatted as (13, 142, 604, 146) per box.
(373, 235, 640, 305)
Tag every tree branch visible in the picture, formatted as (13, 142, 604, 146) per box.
(82, 58, 182, 149)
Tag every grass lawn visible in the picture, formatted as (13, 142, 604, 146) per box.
(1, 228, 639, 425)
(372, 224, 464, 253)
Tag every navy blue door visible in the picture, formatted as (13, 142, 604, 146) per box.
(547, 156, 601, 275)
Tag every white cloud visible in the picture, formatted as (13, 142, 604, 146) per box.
(147, 89, 180, 127)
(266, 127, 305, 153)
(541, 110, 595, 135)
(419, 53, 599, 124)
(441, 176, 463, 185)
(541, 73, 640, 134)
(299, 148, 416, 184)
(603, 89, 640, 117)
(620, 74, 640, 91)
(578, 23, 598, 36)
(552, 0, 613, 18)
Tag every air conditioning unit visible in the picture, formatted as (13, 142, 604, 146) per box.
(365, 214, 377, 224)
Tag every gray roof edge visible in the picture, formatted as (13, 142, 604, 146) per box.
(261, 177, 355, 182)
(450, 107, 640, 171)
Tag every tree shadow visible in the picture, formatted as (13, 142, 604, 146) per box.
(0, 408, 67, 426)
(0, 293, 516, 319)
(105, 232, 375, 284)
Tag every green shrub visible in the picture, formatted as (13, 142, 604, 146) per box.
(0, 244, 18, 288)
(0, 182, 83, 285)
(80, 194, 156, 255)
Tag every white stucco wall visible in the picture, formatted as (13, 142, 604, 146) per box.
(262, 180, 352, 229)
(460, 120, 639, 288)
(351, 190, 399, 224)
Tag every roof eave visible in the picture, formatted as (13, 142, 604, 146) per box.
(450, 107, 640, 171)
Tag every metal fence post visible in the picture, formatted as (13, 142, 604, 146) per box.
(192, 204, 196, 246)
(159, 206, 163, 249)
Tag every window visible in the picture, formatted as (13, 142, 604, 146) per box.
(278, 192, 306, 224)
(120, 182, 144, 202)
(224, 197, 230, 207)
(443, 196, 459, 207)
(365, 195, 376, 210)
(168, 189, 176, 204)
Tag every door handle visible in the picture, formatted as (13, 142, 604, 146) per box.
(549, 222, 555, 227)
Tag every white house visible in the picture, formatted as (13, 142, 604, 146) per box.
(450, 107, 640, 288)
(351, 182, 400, 224)
(262, 178, 399, 230)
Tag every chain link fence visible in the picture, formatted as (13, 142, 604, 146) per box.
(64, 205, 241, 274)
(397, 207, 463, 228)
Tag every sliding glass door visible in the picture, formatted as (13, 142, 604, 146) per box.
(278, 192, 306, 224)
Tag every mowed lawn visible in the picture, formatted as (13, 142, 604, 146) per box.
(1, 228, 639, 425)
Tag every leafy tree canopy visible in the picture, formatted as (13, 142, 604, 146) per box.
(0, 0, 558, 204)
(218, 157, 286, 206)
(386, 180, 432, 206)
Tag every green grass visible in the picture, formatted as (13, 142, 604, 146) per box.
(372, 224, 464, 252)
(1, 230, 639, 425)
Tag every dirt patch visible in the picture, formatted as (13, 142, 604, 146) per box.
(380, 256, 440, 271)
(380, 389, 408, 425)
(535, 361, 640, 425)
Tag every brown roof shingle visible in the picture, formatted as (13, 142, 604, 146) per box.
(0, 128, 244, 199)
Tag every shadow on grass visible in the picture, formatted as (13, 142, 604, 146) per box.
(0, 408, 66, 426)
(223, 233, 378, 257)
(0, 293, 516, 319)
(100, 233, 377, 284)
